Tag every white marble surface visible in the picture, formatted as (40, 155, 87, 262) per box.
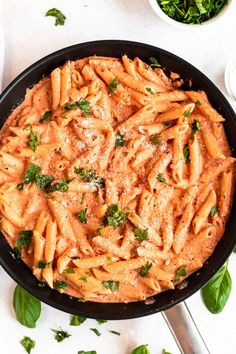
(1, 1, 236, 353)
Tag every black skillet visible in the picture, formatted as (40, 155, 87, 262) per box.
(0, 41, 236, 326)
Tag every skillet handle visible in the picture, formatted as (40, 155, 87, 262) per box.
(162, 301, 210, 354)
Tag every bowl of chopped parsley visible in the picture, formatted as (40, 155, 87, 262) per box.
(149, 0, 232, 28)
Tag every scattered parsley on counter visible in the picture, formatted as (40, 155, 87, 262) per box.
(70, 315, 87, 326)
(104, 204, 129, 228)
(109, 330, 121, 336)
(134, 228, 148, 241)
(102, 280, 120, 292)
(108, 77, 120, 94)
(90, 328, 101, 337)
(52, 328, 71, 342)
(175, 265, 187, 281)
(96, 319, 107, 324)
(20, 336, 35, 354)
(131, 344, 150, 354)
(139, 262, 153, 277)
(45, 8, 66, 26)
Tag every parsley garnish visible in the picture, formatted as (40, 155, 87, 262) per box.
(63, 268, 75, 274)
(139, 262, 153, 277)
(54, 281, 67, 290)
(20, 336, 35, 354)
(134, 228, 148, 241)
(115, 130, 126, 147)
(78, 275, 88, 283)
(176, 265, 187, 281)
(210, 205, 218, 217)
(70, 315, 87, 326)
(104, 204, 129, 228)
(64, 103, 78, 110)
(45, 178, 71, 193)
(183, 144, 190, 163)
(196, 100, 202, 106)
(78, 351, 97, 354)
(77, 98, 91, 115)
(52, 328, 71, 342)
(156, 173, 167, 184)
(146, 87, 154, 94)
(24, 163, 41, 185)
(96, 227, 105, 235)
(109, 330, 121, 336)
(35, 175, 54, 189)
(102, 280, 120, 292)
(90, 328, 101, 337)
(150, 134, 162, 145)
(45, 8, 66, 26)
(108, 77, 120, 94)
(17, 183, 24, 191)
(28, 126, 41, 152)
(184, 110, 191, 117)
(149, 56, 161, 67)
(74, 167, 105, 188)
(14, 230, 33, 257)
(76, 209, 87, 224)
(39, 111, 52, 123)
(96, 319, 107, 324)
(37, 261, 51, 269)
(192, 120, 201, 135)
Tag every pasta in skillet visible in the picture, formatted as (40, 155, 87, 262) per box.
(0, 55, 235, 303)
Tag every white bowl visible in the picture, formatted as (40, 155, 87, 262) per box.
(148, 0, 233, 29)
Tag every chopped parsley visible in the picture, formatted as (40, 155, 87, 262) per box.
(35, 174, 54, 189)
(28, 126, 41, 152)
(109, 330, 121, 336)
(134, 228, 148, 241)
(139, 262, 153, 277)
(163, 350, 172, 354)
(38, 281, 46, 288)
(63, 268, 75, 274)
(90, 328, 101, 337)
(183, 144, 190, 163)
(74, 167, 105, 188)
(196, 100, 202, 106)
(192, 120, 201, 135)
(45, 8, 66, 26)
(210, 205, 218, 217)
(108, 77, 120, 94)
(17, 183, 24, 191)
(150, 134, 162, 145)
(146, 87, 154, 94)
(64, 103, 78, 110)
(156, 173, 167, 184)
(149, 56, 161, 67)
(14, 230, 33, 257)
(96, 227, 105, 235)
(77, 98, 91, 115)
(96, 319, 107, 324)
(37, 261, 51, 269)
(52, 328, 71, 342)
(20, 336, 35, 354)
(24, 163, 42, 185)
(70, 315, 87, 326)
(102, 280, 120, 292)
(104, 204, 129, 228)
(115, 130, 126, 147)
(76, 209, 87, 224)
(78, 351, 97, 354)
(45, 178, 71, 193)
(175, 265, 187, 281)
(54, 281, 67, 290)
(39, 111, 52, 123)
(184, 110, 191, 118)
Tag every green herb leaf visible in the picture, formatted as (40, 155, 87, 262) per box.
(20, 336, 35, 354)
(45, 8, 66, 26)
(28, 127, 41, 152)
(39, 111, 52, 123)
(162, 350, 172, 354)
(192, 120, 201, 135)
(76, 209, 87, 224)
(45, 178, 71, 193)
(52, 328, 71, 342)
(149, 57, 161, 67)
(134, 228, 148, 241)
(63, 268, 75, 274)
(108, 77, 120, 94)
(156, 173, 167, 184)
(104, 204, 129, 228)
(64, 103, 78, 110)
(37, 261, 51, 269)
(77, 98, 91, 115)
(17, 183, 24, 191)
(96, 227, 105, 235)
(54, 281, 67, 290)
(183, 144, 190, 163)
(78, 351, 97, 354)
(146, 87, 154, 94)
(14, 230, 33, 257)
(24, 163, 41, 184)
(38, 281, 46, 288)
(202, 260, 232, 314)
(115, 130, 126, 147)
(102, 280, 120, 292)
(196, 99, 202, 106)
(13, 285, 41, 328)
(210, 205, 218, 217)
(96, 319, 108, 324)
(176, 265, 187, 281)
(70, 315, 87, 326)
(184, 110, 191, 117)
(90, 328, 101, 337)
(109, 330, 121, 335)
(150, 134, 162, 145)
(74, 167, 105, 189)
(35, 174, 54, 189)
(139, 262, 152, 277)
(78, 275, 88, 283)
(131, 344, 150, 354)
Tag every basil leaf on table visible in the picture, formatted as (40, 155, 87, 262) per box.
(13, 285, 41, 328)
(201, 260, 232, 314)
(131, 344, 150, 354)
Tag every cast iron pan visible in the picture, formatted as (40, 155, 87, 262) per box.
(0, 40, 236, 320)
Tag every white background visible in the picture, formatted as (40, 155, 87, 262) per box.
(1, 1, 236, 353)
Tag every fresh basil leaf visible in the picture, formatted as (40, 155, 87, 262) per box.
(102, 280, 119, 292)
(20, 336, 35, 354)
(104, 204, 129, 228)
(90, 328, 101, 336)
(76, 209, 87, 224)
(139, 262, 152, 277)
(24, 163, 41, 184)
(52, 328, 71, 342)
(70, 315, 87, 326)
(108, 77, 120, 94)
(131, 344, 150, 354)
(175, 265, 187, 281)
(134, 228, 148, 241)
(13, 285, 41, 328)
(202, 260, 232, 314)
(39, 111, 52, 123)
(45, 8, 66, 26)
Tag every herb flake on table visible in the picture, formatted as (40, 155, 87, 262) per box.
(109, 330, 121, 335)
(20, 336, 35, 354)
(90, 328, 101, 337)
(104, 204, 129, 228)
(108, 77, 120, 94)
(96, 319, 107, 324)
(102, 280, 119, 292)
(52, 328, 71, 342)
(78, 351, 97, 354)
(131, 344, 150, 354)
(163, 350, 172, 354)
(70, 315, 87, 326)
(45, 8, 66, 26)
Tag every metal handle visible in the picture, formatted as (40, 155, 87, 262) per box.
(162, 301, 210, 354)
